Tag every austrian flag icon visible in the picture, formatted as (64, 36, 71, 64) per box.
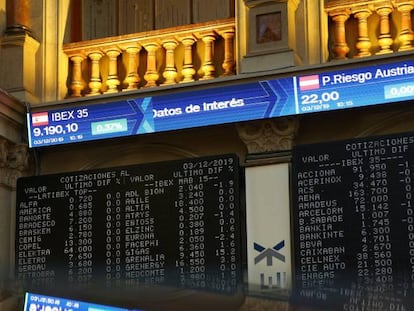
(298, 75, 320, 91)
(32, 112, 49, 126)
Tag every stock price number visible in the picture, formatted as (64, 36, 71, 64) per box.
(386, 83, 414, 98)
(300, 91, 340, 112)
(33, 123, 79, 137)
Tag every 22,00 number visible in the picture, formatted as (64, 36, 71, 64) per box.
(301, 91, 340, 105)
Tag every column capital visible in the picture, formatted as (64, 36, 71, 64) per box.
(375, 2, 393, 12)
(237, 117, 299, 164)
(178, 35, 197, 45)
(119, 42, 141, 54)
(217, 27, 235, 38)
(328, 9, 351, 20)
(395, 0, 414, 11)
(351, 5, 372, 15)
(142, 42, 161, 52)
(162, 39, 179, 48)
(102, 46, 121, 57)
(0, 138, 29, 189)
(87, 50, 104, 61)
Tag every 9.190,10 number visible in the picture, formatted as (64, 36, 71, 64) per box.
(33, 123, 79, 137)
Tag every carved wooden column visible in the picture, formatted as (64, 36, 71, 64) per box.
(375, 3, 394, 54)
(103, 47, 121, 93)
(328, 9, 351, 59)
(87, 51, 103, 96)
(219, 27, 236, 76)
(352, 6, 372, 57)
(68, 54, 86, 97)
(122, 43, 142, 91)
(200, 32, 217, 80)
(180, 36, 197, 83)
(162, 39, 179, 85)
(396, 1, 414, 51)
(143, 42, 160, 88)
(5, 0, 31, 35)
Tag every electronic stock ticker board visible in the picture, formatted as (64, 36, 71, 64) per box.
(292, 131, 414, 310)
(28, 58, 414, 147)
(15, 154, 241, 306)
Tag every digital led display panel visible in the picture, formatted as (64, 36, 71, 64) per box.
(23, 292, 141, 311)
(291, 131, 414, 310)
(27, 58, 414, 147)
(16, 155, 242, 307)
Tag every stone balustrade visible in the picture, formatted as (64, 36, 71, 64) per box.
(325, 0, 414, 59)
(63, 18, 235, 97)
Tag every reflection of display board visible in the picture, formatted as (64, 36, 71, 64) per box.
(23, 292, 139, 311)
(291, 132, 414, 310)
(16, 155, 241, 305)
(27, 58, 414, 147)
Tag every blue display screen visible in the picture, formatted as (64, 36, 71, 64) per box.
(27, 59, 414, 147)
(23, 293, 143, 311)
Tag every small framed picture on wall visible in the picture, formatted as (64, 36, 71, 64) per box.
(247, 1, 288, 55)
(256, 12, 281, 44)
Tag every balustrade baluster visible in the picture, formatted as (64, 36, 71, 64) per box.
(328, 9, 351, 59)
(122, 43, 141, 90)
(375, 4, 394, 54)
(218, 28, 235, 76)
(143, 43, 160, 88)
(179, 36, 197, 83)
(162, 39, 178, 85)
(69, 54, 86, 97)
(353, 7, 372, 57)
(396, 1, 414, 51)
(200, 32, 217, 80)
(103, 48, 121, 93)
(87, 51, 103, 95)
